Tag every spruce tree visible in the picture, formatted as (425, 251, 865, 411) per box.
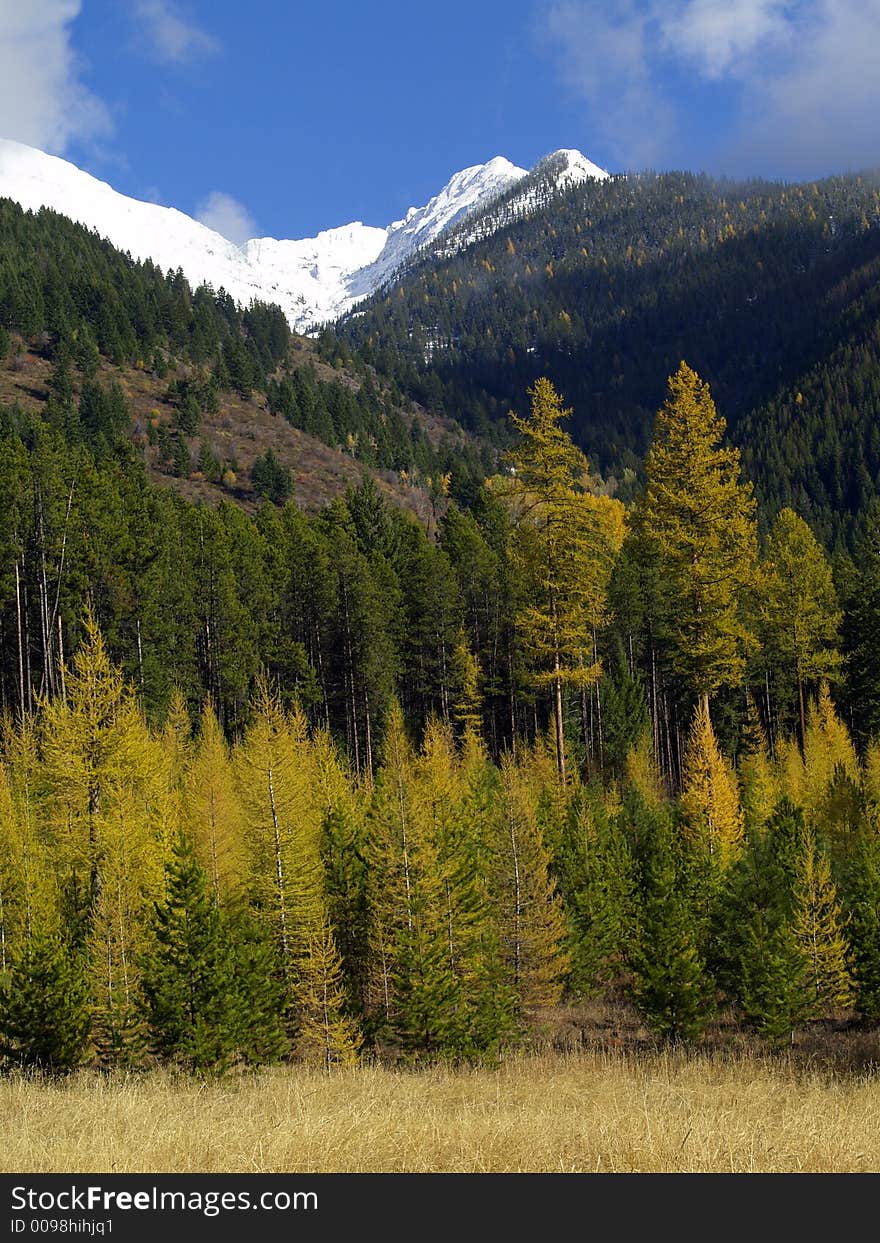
(843, 829, 880, 1020)
(0, 928, 91, 1071)
(141, 835, 240, 1073)
(717, 797, 805, 997)
(738, 910, 807, 1046)
(561, 794, 637, 995)
(629, 812, 714, 1042)
(224, 901, 288, 1066)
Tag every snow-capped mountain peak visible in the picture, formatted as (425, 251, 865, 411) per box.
(0, 137, 607, 332)
(346, 156, 528, 304)
(540, 148, 610, 187)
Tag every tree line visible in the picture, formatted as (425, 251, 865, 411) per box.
(0, 614, 876, 1072)
(2, 363, 880, 1070)
(1, 362, 879, 781)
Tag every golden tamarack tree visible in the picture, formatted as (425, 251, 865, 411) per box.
(680, 699, 744, 870)
(503, 377, 625, 783)
(636, 362, 758, 715)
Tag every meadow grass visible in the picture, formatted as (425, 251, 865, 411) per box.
(3, 1044, 880, 1173)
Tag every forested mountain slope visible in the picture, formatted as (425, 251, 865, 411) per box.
(333, 169, 880, 543)
(0, 197, 495, 733)
(0, 196, 491, 510)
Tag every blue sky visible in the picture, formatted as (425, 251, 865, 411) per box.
(1, 1, 878, 243)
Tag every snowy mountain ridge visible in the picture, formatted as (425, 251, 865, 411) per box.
(0, 138, 607, 332)
(412, 147, 613, 274)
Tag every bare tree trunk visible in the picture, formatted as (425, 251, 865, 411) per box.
(553, 670, 566, 785)
(267, 767, 290, 973)
(797, 659, 807, 756)
(14, 558, 25, 719)
(650, 640, 660, 770)
(135, 616, 145, 698)
(580, 686, 591, 771)
(551, 590, 566, 784)
(363, 690, 374, 789)
(314, 620, 330, 730)
(507, 634, 518, 761)
(764, 668, 774, 751)
(57, 614, 67, 705)
(23, 578, 33, 714)
(47, 482, 75, 697)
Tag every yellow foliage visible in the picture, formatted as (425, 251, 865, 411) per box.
(800, 683, 858, 816)
(296, 923, 362, 1069)
(739, 746, 779, 832)
(493, 755, 570, 1010)
(776, 735, 806, 806)
(679, 700, 744, 867)
(184, 702, 245, 904)
(234, 680, 326, 977)
(625, 732, 665, 808)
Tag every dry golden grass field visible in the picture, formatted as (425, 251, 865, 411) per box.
(3, 1043, 880, 1174)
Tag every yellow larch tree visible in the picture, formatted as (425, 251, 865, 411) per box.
(800, 682, 859, 818)
(365, 705, 443, 1042)
(235, 678, 356, 1061)
(38, 617, 170, 1061)
(183, 700, 245, 906)
(791, 828, 854, 1016)
(491, 754, 570, 1015)
(295, 923, 362, 1069)
(504, 378, 625, 783)
(234, 679, 324, 976)
(625, 730, 666, 809)
(679, 698, 744, 868)
(1, 717, 57, 948)
(0, 756, 55, 968)
(738, 699, 779, 832)
(635, 363, 758, 717)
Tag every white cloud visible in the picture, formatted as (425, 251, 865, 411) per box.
(196, 192, 256, 245)
(734, 0, 880, 176)
(0, 0, 111, 153)
(659, 0, 794, 79)
(540, 0, 880, 177)
(133, 0, 219, 65)
(543, 0, 676, 167)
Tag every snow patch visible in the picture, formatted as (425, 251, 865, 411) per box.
(0, 138, 607, 332)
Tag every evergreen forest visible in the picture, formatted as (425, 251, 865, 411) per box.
(329, 167, 880, 548)
(2, 187, 880, 1073)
